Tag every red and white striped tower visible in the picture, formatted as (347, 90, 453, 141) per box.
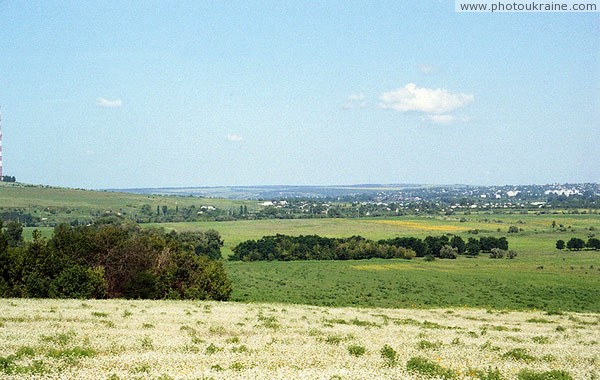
(0, 107, 3, 180)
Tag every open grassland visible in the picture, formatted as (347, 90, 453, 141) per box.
(0, 299, 598, 380)
(151, 213, 600, 254)
(226, 255, 600, 312)
(0, 182, 255, 225)
(18, 203, 600, 311)
(149, 214, 600, 312)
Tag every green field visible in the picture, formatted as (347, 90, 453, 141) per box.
(147, 214, 600, 312)
(0, 182, 256, 226)
(150, 213, 600, 254)
(6, 184, 600, 312)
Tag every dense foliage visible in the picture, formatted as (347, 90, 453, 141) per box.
(556, 237, 600, 251)
(230, 234, 511, 261)
(230, 234, 417, 261)
(0, 218, 231, 300)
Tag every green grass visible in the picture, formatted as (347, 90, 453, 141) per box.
(225, 255, 599, 312)
(142, 213, 600, 312)
(150, 212, 600, 257)
(0, 182, 256, 226)
(8, 183, 600, 312)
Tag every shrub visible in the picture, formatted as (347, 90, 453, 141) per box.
(0, 220, 232, 300)
(406, 356, 456, 379)
(508, 226, 519, 233)
(517, 369, 574, 380)
(380, 344, 397, 366)
(502, 348, 535, 362)
(566, 237, 585, 250)
(123, 271, 160, 299)
(347, 345, 366, 357)
(439, 245, 457, 259)
(469, 367, 503, 380)
(49, 266, 108, 299)
(417, 340, 442, 350)
(489, 248, 506, 259)
(205, 343, 222, 355)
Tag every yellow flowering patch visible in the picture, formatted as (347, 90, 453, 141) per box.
(367, 220, 467, 232)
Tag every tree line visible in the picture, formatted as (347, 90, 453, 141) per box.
(0, 218, 231, 300)
(556, 237, 600, 251)
(230, 234, 513, 262)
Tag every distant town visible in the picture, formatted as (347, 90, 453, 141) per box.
(117, 183, 600, 220)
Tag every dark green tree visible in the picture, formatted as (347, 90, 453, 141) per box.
(450, 235, 466, 254)
(556, 239, 565, 250)
(587, 238, 600, 250)
(566, 237, 585, 251)
(466, 237, 480, 256)
(5, 220, 24, 247)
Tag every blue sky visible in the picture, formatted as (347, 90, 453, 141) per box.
(0, 1, 598, 189)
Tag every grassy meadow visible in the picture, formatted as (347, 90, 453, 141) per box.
(7, 183, 600, 310)
(0, 182, 256, 226)
(0, 298, 598, 379)
(3, 185, 600, 378)
(148, 213, 600, 312)
(19, 211, 600, 312)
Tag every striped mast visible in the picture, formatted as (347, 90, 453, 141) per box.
(0, 106, 3, 180)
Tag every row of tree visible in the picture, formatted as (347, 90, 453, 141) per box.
(0, 175, 16, 182)
(0, 218, 231, 300)
(230, 234, 511, 262)
(230, 235, 417, 261)
(556, 237, 600, 251)
(380, 235, 508, 257)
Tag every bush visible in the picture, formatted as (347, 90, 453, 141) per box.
(380, 344, 397, 367)
(49, 266, 108, 299)
(347, 345, 366, 357)
(502, 348, 535, 362)
(489, 248, 506, 259)
(0, 219, 231, 301)
(406, 356, 456, 379)
(123, 271, 160, 299)
(439, 245, 457, 259)
(517, 369, 573, 380)
(474, 367, 503, 380)
(508, 226, 519, 233)
(566, 237, 585, 250)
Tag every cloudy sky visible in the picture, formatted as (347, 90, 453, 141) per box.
(0, 1, 598, 189)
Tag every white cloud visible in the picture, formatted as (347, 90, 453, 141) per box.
(227, 133, 242, 142)
(96, 98, 123, 108)
(379, 83, 473, 114)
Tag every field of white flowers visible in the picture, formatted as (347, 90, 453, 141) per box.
(0, 299, 598, 380)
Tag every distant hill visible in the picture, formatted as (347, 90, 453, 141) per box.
(110, 184, 432, 200)
(0, 182, 253, 226)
